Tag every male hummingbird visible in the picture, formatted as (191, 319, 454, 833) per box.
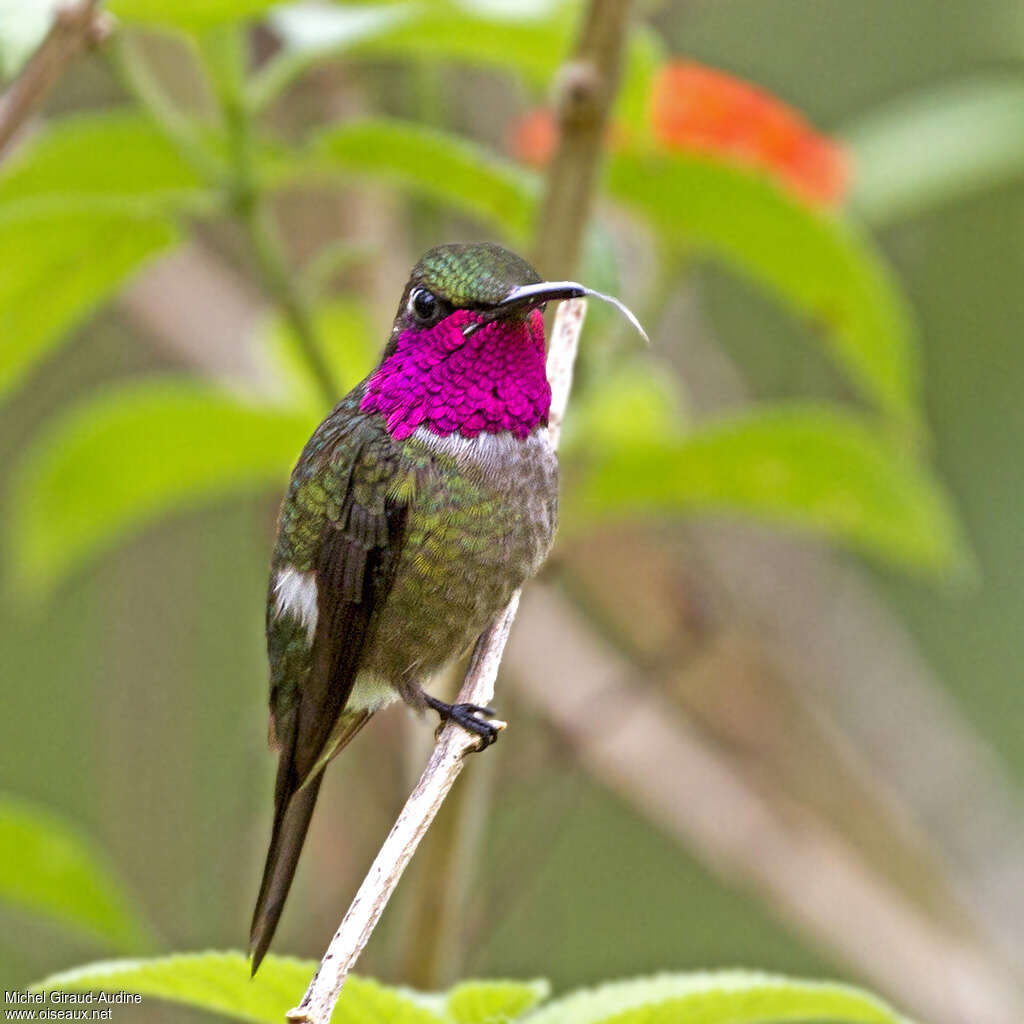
(249, 242, 637, 973)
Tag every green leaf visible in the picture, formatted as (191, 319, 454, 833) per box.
(270, 2, 413, 53)
(256, 4, 419, 106)
(0, 794, 153, 952)
(255, 1, 573, 106)
(0, 113, 197, 397)
(522, 971, 904, 1024)
(35, 952, 444, 1024)
(108, 0, 284, 29)
(565, 403, 965, 574)
(606, 151, 919, 431)
(258, 300, 378, 413)
(563, 358, 689, 452)
(291, 118, 539, 242)
(0, 212, 178, 401)
(344, 1, 572, 84)
(614, 26, 664, 140)
(0, 111, 205, 215)
(845, 75, 1024, 227)
(258, 1, 656, 120)
(7, 380, 315, 596)
(447, 979, 550, 1024)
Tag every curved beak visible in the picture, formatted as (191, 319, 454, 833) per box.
(465, 280, 649, 343)
(496, 281, 589, 311)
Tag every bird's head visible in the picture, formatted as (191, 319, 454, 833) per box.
(362, 242, 645, 442)
(364, 243, 557, 441)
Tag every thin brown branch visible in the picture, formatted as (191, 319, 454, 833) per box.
(285, 299, 589, 1024)
(531, 0, 635, 278)
(0, 0, 112, 159)
(391, 702, 500, 989)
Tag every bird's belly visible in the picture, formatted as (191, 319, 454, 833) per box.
(361, 429, 557, 691)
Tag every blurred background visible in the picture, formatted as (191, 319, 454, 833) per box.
(1, 2, 1023, 1023)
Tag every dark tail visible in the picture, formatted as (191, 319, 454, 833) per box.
(248, 768, 325, 975)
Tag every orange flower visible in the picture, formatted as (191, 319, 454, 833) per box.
(651, 61, 849, 207)
(508, 108, 558, 168)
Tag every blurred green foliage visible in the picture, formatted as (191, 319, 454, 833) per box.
(36, 952, 903, 1024)
(0, 795, 154, 953)
(294, 118, 540, 241)
(565, 403, 963, 571)
(0, 211, 178, 399)
(606, 151, 920, 428)
(3, 0, 1021, 1018)
(8, 381, 314, 593)
(847, 75, 1024, 227)
(0, 0, 965, 597)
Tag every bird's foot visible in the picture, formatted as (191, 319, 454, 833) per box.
(424, 694, 502, 751)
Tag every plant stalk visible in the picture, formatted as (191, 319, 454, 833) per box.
(118, 23, 340, 409)
(210, 26, 340, 409)
(0, 0, 111, 158)
(532, 0, 635, 279)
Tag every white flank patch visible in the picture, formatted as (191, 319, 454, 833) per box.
(273, 565, 319, 641)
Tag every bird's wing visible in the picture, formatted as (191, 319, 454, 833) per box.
(251, 392, 408, 970)
(268, 393, 408, 781)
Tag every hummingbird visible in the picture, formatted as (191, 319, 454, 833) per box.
(249, 241, 644, 973)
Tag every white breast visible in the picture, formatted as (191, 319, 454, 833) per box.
(412, 426, 553, 485)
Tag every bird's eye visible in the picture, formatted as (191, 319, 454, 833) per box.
(409, 287, 441, 325)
